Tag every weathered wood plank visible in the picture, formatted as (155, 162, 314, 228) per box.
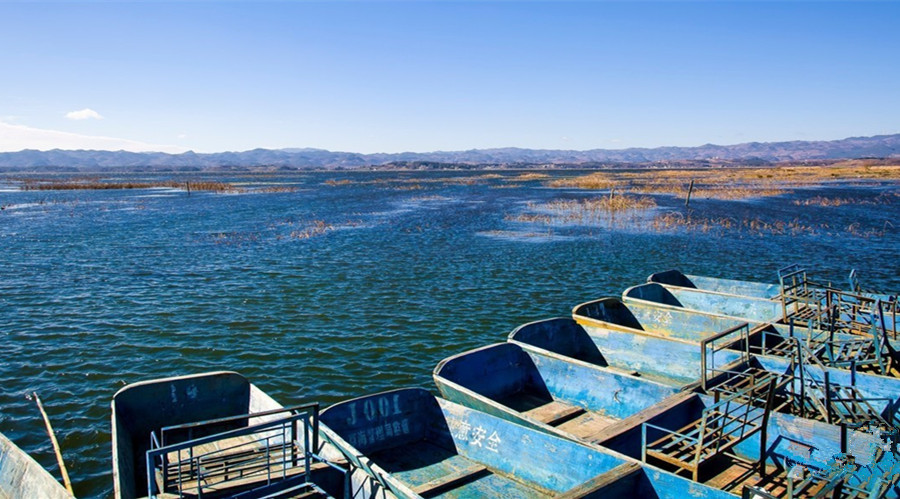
(524, 400, 586, 426)
(588, 391, 694, 445)
(554, 462, 641, 499)
(410, 463, 489, 496)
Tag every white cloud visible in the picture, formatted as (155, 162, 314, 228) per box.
(64, 108, 104, 120)
(0, 121, 187, 153)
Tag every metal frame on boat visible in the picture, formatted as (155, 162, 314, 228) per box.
(111, 371, 347, 499)
(433, 340, 897, 498)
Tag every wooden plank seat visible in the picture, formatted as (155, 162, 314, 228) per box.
(524, 400, 587, 426)
(411, 463, 490, 497)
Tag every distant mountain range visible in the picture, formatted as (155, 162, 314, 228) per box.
(0, 134, 898, 172)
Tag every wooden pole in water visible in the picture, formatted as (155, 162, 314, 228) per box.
(33, 392, 74, 495)
(685, 180, 695, 207)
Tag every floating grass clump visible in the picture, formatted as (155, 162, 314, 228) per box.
(542, 194, 657, 214)
(513, 194, 657, 225)
(510, 173, 550, 181)
(291, 220, 334, 239)
(649, 213, 819, 236)
(548, 172, 618, 190)
(505, 213, 553, 224)
(793, 192, 898, 207)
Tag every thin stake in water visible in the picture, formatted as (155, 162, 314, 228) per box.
(34, 392, 74, 495)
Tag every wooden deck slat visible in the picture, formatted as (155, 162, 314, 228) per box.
(410, 463, 490, 496)
(524, 400, 587, 426)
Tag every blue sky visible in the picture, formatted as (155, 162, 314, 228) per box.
(0, 1, 897, 153)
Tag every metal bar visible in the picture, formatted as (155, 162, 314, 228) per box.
(146, 452, 155, 499)
(161, 402, 320, 436)
(153, 412, 309, 455)
(641, 424, 647, 463)
(313, 403, 320, 455)
(304, 413, 311, 484)
(758, 378, 777, 478)
(177, 448, 183, 498)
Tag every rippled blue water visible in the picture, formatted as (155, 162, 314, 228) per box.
(1, 171, 897, 497)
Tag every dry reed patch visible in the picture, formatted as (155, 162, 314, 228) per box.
(547, 172, 620, 190)
(543, 194, 656, 213)
(519, 194, 657, 224)
(650, 212, 819, 236)
(291, 220, 334, 239)
(510, 173, 550, 181)
(18, 179, 250, 193)
(793, 192, 898, 207)
(21, 180, 182, 190)
(630, 184, 790, 199)
(547, 164, 900, 200)
(253, 186, 298, 193)
(324, 179, 355, 186)
(505, 213, 553, 224)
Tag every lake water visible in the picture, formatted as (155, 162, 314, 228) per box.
(1, 170, 897, 497)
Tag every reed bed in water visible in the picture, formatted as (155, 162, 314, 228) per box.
(541, 194, 657, 213)
(547, 163, 900, 200)
(508, 173, 550, 181)
(18, 179, 297, 193)
(21, 180, 182, 190)
(515, 194, 656, 224)
(793, 192, 898, 207)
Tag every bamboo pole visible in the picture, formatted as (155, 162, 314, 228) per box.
(33, 392, 74, 495)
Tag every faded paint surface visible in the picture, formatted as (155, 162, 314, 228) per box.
(0, 432, 72, 499)
(626, 282, 782, 322)
(321, 388, 735, 499)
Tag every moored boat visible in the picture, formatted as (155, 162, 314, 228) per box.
(432, 342, 681, 443)
(577, 296, 898, 377)
(433, 341, 896, 497)
(648, 269, 782, 299)
(319, 387, 736, 499)
(647, 267, 898, 335)
(0, 431, 73, 499)
(509, 317, 900, 429)
(111, 371, 346, 499)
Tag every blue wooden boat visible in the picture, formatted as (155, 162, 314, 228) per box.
(581, 295, 898, 377)
(648, 269, 782, 299)
(111, 371, 346, 499)
(647, 267, 898, 336)
(319, 387, 735, 498)
(509, 317, 900, 429)
(0, 431, 72, 498)
(433, 342, 898, 497)
(627, 281, 897, 336)
(433, 342, 682, 443)
(626, 282, 783, 323)
(649, 267, 897, 303)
